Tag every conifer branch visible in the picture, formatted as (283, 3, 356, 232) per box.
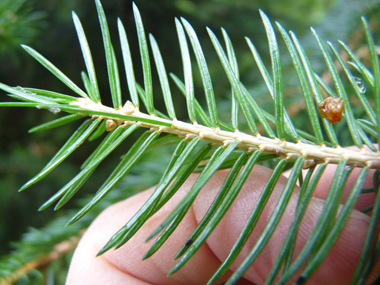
(0, 234, 82, 285)
(71, 97, 380, 169)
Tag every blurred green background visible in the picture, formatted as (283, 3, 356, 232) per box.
(0, 0, 379, 283)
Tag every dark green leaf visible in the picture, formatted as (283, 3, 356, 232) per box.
(299, 167, 368, 282)
(118, 18, 139, 108)
(291, 32, 339, 146)
(245, 38, 299, 141)
(175, 18, 196, 123)
(225, 156, 304, 285)
(29, 114, 83, 133)
(260, 10, 284, 140)
(134, 82, 170, 120)
(278, 160, 348, 283)
(150, 34, 176, 120)
(19, 119, 100, 191)
(21, 45, 88, 98)
(264, 164, 325, 284)
(207, 28, 258, 135)
(95, 0, 122, 109)
(336, 42, 376, 125)
(24, 88, 77, 101)
(54, 125, 138, 209)
(143, 145, 226, 258)
(362, 16, 380, 147)
(222, 28, 239, 130)
(0, 83, 53, 104)
(98, 137, 207, 254)
(133, 3, 153, 114)
(328, 41, 364, 146)
(73, 11, 101, 102)
(169, 151, 260, 274)
(146, 140, 240, 241)
(312, 28, 362, 147)
(174, 152, 247, 259)
(181, 18, 219, 127)
(88, 120, 107, 141)
(67, 130, 159, 225)
(208, 159, 287, 284)
(38, 104, 172, 127)
(351, 173, 380, 283)
(277, 23, 323, 144)
(0, 102, 39, 107)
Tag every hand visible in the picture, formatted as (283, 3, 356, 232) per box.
(66, 160, 376, 285)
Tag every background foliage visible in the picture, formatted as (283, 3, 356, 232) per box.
(0, 0, 380, 283)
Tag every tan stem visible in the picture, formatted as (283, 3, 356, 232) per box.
(71, 98, 380, 169)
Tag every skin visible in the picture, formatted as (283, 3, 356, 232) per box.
(67, 153, 378, 285)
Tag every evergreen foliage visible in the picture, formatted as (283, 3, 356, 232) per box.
(0, 0, 379, 283)
(0, 0, 46, 64)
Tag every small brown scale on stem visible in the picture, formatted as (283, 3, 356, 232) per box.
(318, 96, 344, 124)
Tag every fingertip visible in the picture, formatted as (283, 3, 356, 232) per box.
(192, 165, 370, 284)
(68, 174, 234, 285)
(311, 163, 376, 213)
(68, 162, 373, 285)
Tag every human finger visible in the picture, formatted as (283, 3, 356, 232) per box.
(66, 173, 249, 285)
(67, 165, 373, 285)
(283, 145, 376, 213)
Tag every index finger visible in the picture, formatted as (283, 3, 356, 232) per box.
(283, 146, 377, 213)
